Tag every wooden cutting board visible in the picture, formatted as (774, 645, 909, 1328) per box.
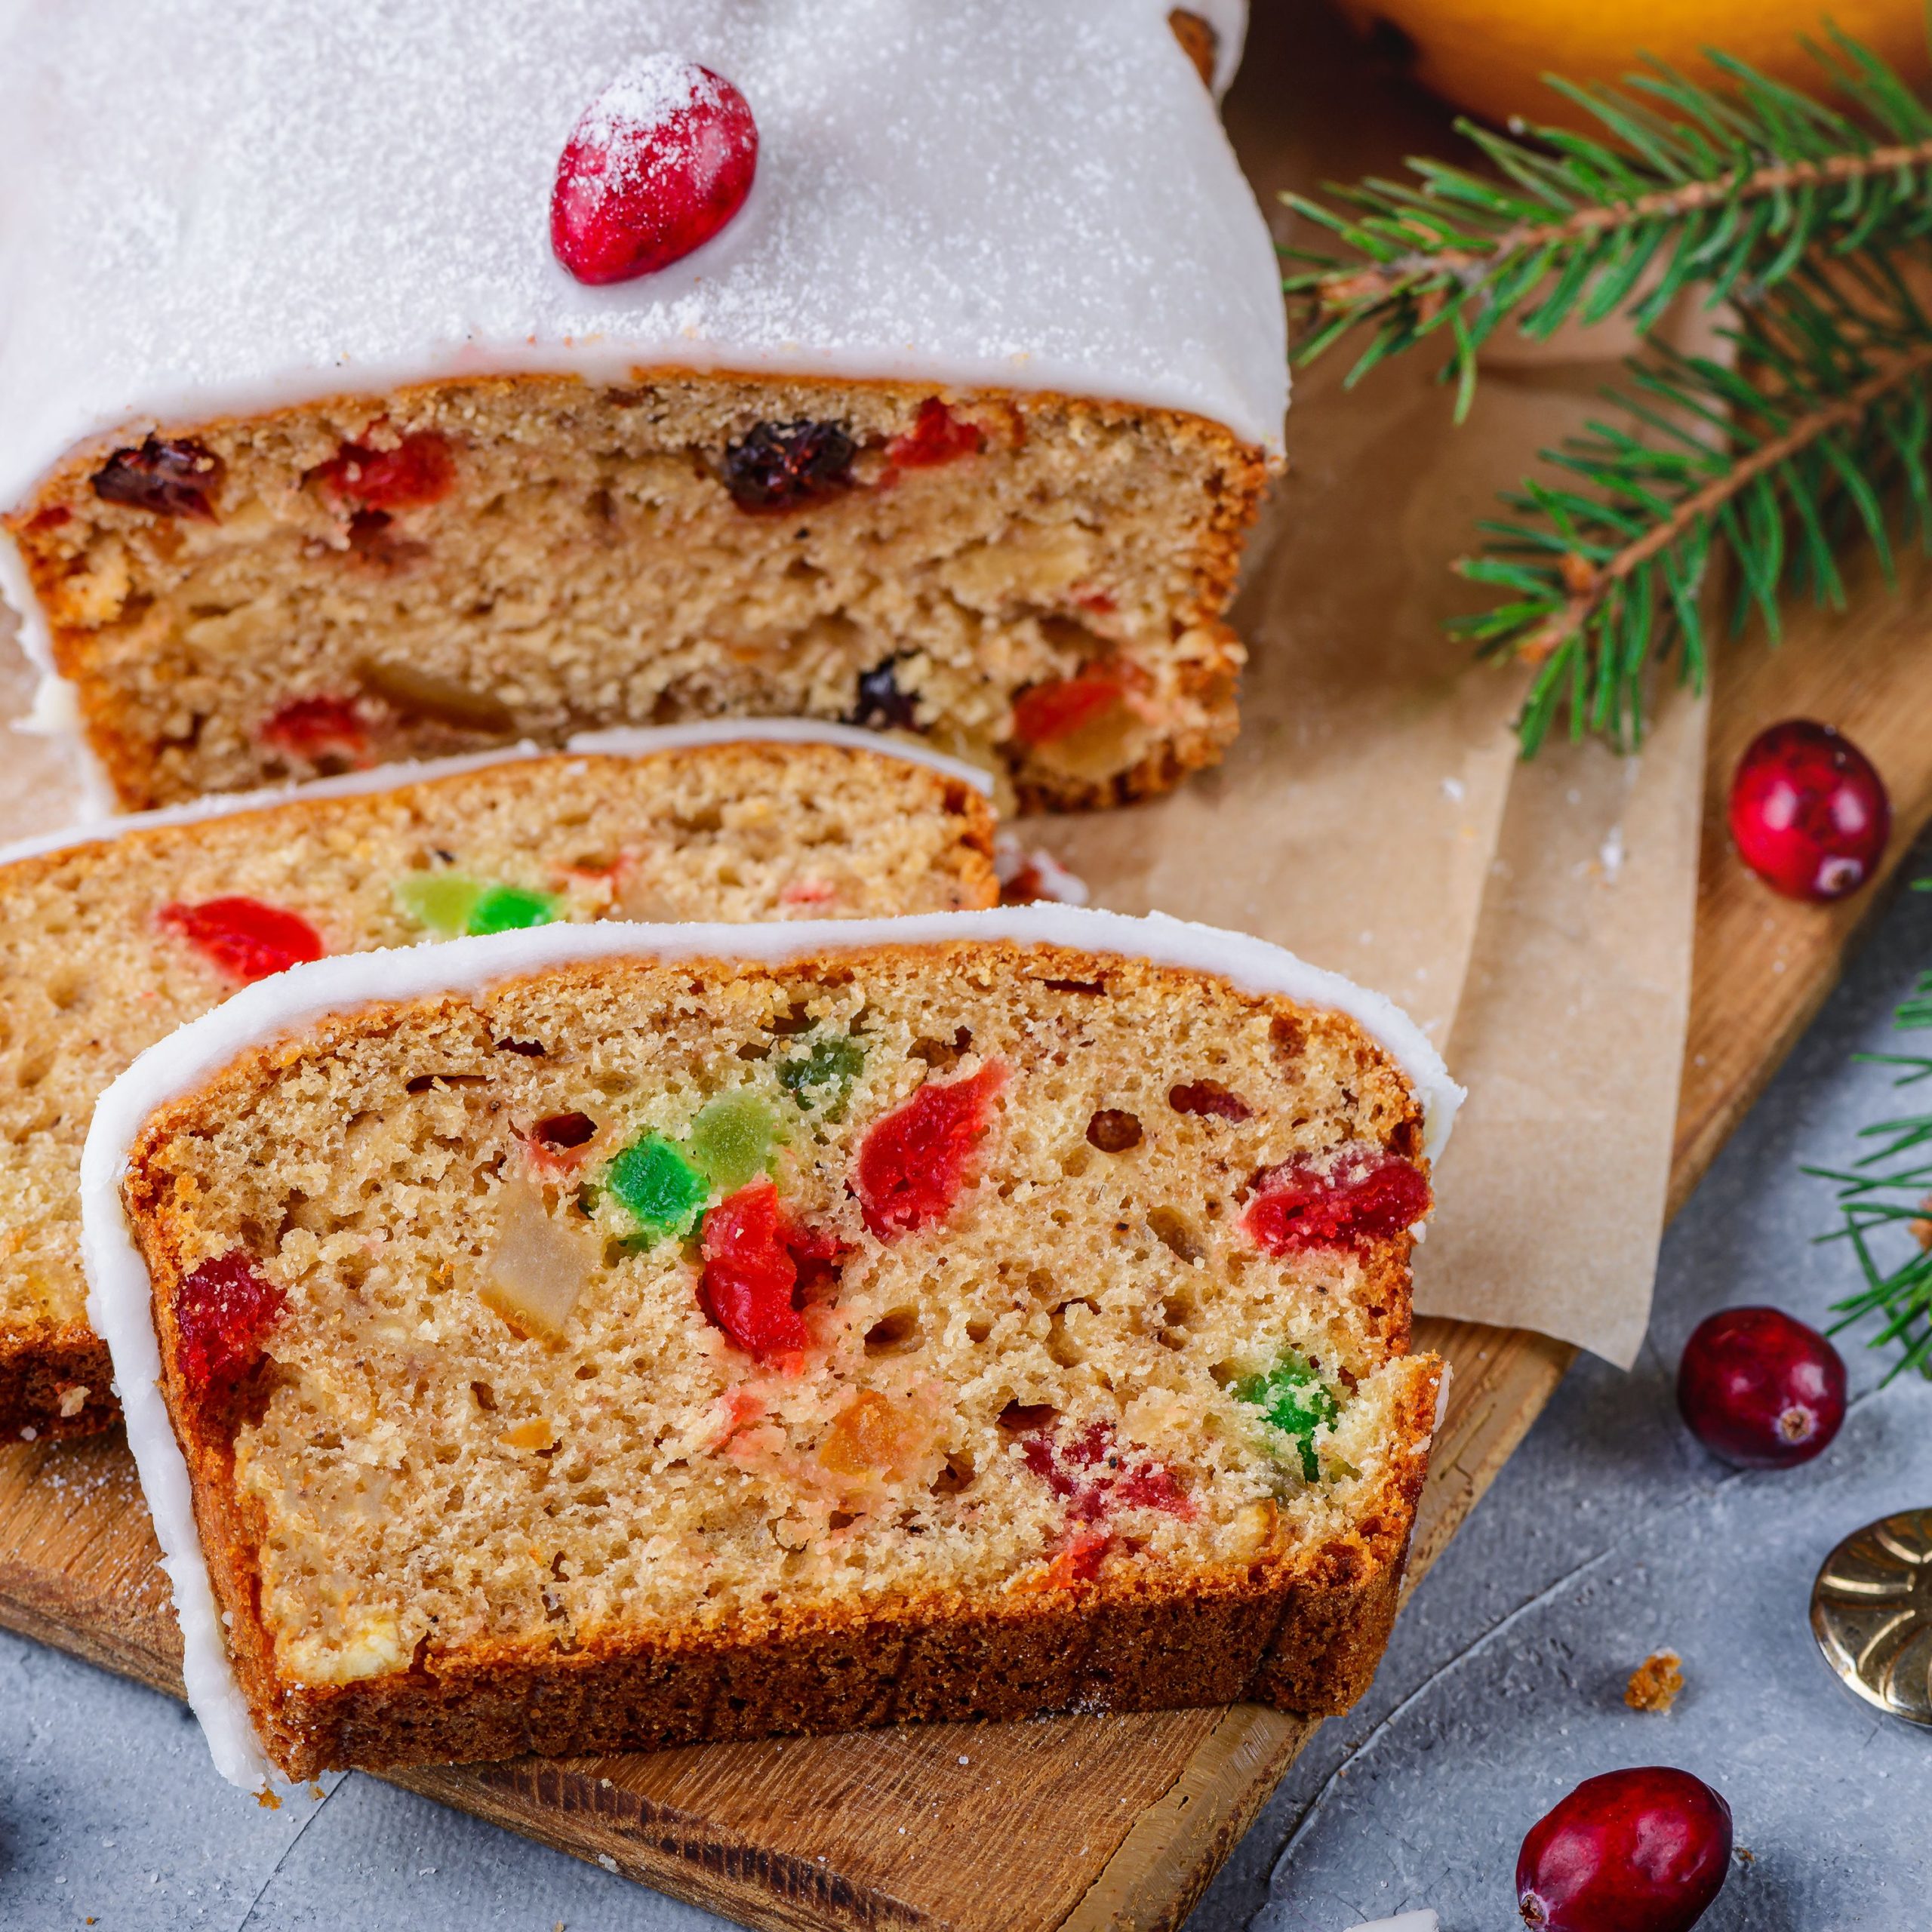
(7, 15, 1932, 1932)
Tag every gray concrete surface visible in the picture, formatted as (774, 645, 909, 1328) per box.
(4, 851, 1930, 1931)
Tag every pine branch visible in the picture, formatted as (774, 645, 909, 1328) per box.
(1460, 250, 1932, 749)
(1808, 881, 1932, 1379)
(1284, 29, 1932, 417)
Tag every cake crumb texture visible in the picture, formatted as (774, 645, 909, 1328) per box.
(13, 377, 1266, 811)
(0, 741, 993, 1438)
(123, 940, 1441, 1777)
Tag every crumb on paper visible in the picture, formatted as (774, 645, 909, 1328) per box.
(255, 1789, 281, 1810)
(1625, 1649, 1684, 1714)
(308, 1781, 325, 1801)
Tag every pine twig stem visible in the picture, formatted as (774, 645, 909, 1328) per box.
(1512, 334, 1932, 666)
(1313, 137, 1932, 313)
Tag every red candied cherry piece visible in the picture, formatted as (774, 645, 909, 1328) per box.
(260, 694, 371, 763)
(1011, 673, 1127, 748)
(853, 1063, 1005, 1239)
(551, 57, 758, 285)
(1243, 1143, 1431, 1257)
(700, 1178, 839, 1359)
(1517, 1765, 1732, 1930)
(886, 399, 986, 470)
(174, 1252, 286, 1404)
(309, 432, 455, 512)
(1022, 1418, 1194, 1522)
(1727, 718, 1890, 902)
(1040, 1530, 1110, 1587)
(157, 897, 325, 984)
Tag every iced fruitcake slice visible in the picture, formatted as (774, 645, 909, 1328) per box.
(0, 724, 993, 1442)
(83, 909, 1460, 1788)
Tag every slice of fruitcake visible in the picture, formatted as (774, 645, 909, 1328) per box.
(83, 908, 1460, 1787)
(0, 2, 1283, 811)
(0, 725, 994, 1443)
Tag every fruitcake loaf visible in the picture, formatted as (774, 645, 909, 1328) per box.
(82, 909, 1460, 1788)
(0, 724, 994, 1444)
(0, 2, 1284, 812)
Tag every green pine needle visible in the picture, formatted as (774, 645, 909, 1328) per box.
(1807, 900, 1932, 1378)
(1281, 28, 1932, 755)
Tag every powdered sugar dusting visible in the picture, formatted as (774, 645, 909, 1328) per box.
(0, 1, 1281, 510)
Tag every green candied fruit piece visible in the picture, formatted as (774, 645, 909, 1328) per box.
(777, 1032, 866, 1117)
(689, 1091, 780, 1192)
(1238, 1351, 1341, 1484)
(604, 1133, 709, 1241)
(466, 884, 561, 934)
(395, 872, 486, 937)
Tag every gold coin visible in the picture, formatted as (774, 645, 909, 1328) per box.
(1810, 1508, 1932, 1727)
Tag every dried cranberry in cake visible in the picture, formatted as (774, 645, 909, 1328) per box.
(721, 419, 857, 514)
(1011, 672, 1129, 748)
(173, 1252, 285, 1404)
(91, 436, 224, 520)
(853, 1063, 1004, 1239)
(851, 657, 919, 731)
(309, 432, 455, 511)
(698, 1178, 829, 1359)
(1243, 1143, 1430, 1257)
(886, 398, 985, 470)
(157, 897, 325, 985)
(260, 694, 371, 764)
(551, 57, 758, 285)
(1168, 1079, 1252, 1122)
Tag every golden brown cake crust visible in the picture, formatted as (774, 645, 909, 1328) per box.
(0, 1322, 115, 1441)
(123, 939, 1442, 1778)
(8, 371, 1272, 814)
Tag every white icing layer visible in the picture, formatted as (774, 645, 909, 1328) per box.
(81, 906, 1457, 1792)
(0, 718, 991, 871)
(0, 0, 1283, 522)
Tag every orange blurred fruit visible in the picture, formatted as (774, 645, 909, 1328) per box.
(1332, 0, 1932, 128)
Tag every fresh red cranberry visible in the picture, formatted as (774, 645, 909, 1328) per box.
(174, 1253, 286, 1404)
(157, 897, 325, 984)
(1020, 1418, 1194, 1521)
(1518, 1767, 1731, 1930)
(1243, 1143, 1431, 1257)
(260, 694, 371, 764)
(1675, 1305, 1846, 1469)
(309, 432, 454, 511)
(886, 398, 985, 470)
(551, 57, 757, 285)
(1011, 672, 1128, 748)
(698, 1178, 821, 1358)
(721, 419, 856, 513)
(853, 1063, 1004, 1239)
(1727, 719, 1889, 902)
(91, 437, 224, 520)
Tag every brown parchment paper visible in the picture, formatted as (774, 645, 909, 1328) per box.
(0, 8, 1703, 1364)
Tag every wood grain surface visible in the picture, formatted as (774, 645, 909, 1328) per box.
(5, 14, 1932, 1932)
